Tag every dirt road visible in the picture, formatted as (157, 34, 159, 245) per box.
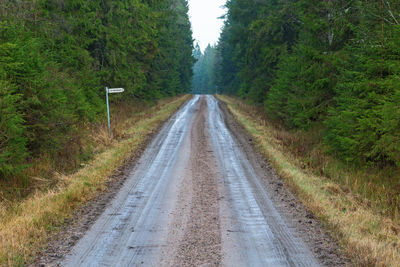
(60, 96, 343, 266)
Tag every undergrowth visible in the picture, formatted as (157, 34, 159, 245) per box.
(1, 99, 169, 202)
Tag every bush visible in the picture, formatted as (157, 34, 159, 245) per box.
(0, 79, 27, 176)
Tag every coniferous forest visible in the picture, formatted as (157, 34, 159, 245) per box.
(212, 0, 400, 168)
(2, 0, 400, 186)
(192, 44, 217, 94)
(0, 0, 193, 177)
(1, 1, 400, 265)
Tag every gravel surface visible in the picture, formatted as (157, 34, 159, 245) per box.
(32, 95, 350, 267)
(31, 98, 193, 267)
(217, 99, 350, 266)
(32, 136, 154, 267)
(172, 97, 222, 266)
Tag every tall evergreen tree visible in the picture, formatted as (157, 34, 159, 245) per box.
(216, 0, 400, 166)
(192, 45, 217, 94)
(0, 0, 194, 177)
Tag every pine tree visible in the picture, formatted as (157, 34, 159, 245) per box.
(0, 0, 194, 177)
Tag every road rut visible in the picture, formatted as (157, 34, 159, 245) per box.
(61, 95, 327, 266)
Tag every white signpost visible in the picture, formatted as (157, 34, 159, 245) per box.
(106, 87, 125, 137)
(108, 88, 124, 94)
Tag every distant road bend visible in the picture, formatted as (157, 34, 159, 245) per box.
(62, 95, 320, 266)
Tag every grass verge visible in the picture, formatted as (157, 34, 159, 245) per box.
(0, 95, 191, 266)
(217, 95, 399, 267)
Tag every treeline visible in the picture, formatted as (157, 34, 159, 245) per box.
(216, 0, 400, 166)
(0, 0, 193, 177)
(192, 44, 217, 94)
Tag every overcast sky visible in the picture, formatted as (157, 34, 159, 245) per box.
(188, 0, 227, 52)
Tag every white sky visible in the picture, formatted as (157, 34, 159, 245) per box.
(188, 0, 227, 52)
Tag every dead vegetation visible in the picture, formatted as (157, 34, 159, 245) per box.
(217, 95, 400, 267)
(0, 95, 190, 266)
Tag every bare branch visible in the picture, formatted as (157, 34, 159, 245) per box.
(384, 1, 399, 25)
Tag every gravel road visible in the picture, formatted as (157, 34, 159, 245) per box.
(57, 95, 346, 266)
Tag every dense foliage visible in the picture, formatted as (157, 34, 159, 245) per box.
(216, 0, 400, 166)
(0, 0, 193, 177)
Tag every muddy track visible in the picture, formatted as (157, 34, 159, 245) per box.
(35, 95, 348, 266)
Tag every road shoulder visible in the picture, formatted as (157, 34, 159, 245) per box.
(27, 96, 191, 266)
(216, 97, 350, 266)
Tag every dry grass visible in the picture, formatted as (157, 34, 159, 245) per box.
(0, 95, 191, 266)
(217, 95, 400, 267)
(0, 98, 186, 202)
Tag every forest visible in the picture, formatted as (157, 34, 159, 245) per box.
(0, 0, 193, 178)
(209, 0, 400, 168)
(192, 43, 217, 94)
(1, 1, 399, 265)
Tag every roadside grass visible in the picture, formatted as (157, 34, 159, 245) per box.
(0, 99, 176, 202)
(217, 95, 400, 267)
(0, 95, 191, 266)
